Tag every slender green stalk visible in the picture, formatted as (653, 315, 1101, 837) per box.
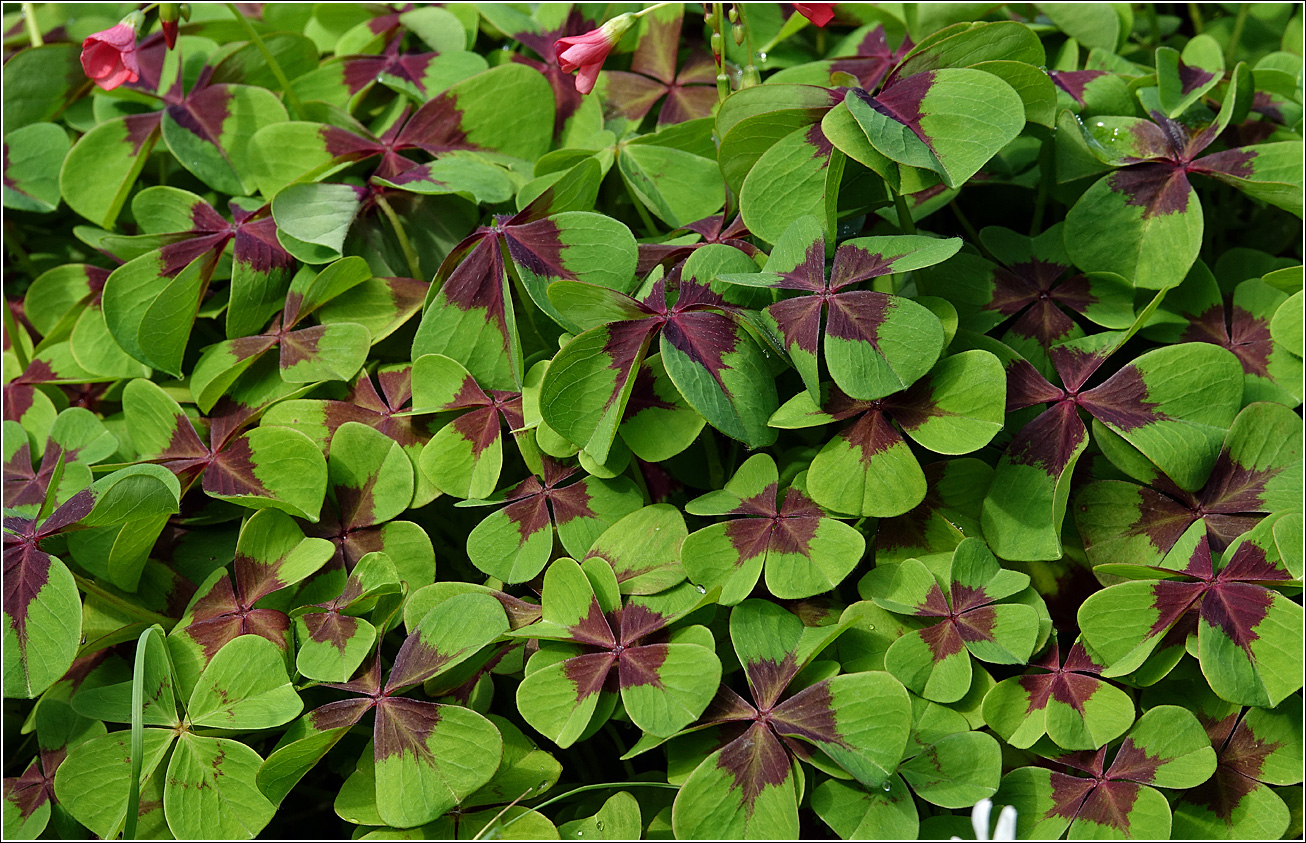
(619, 165, 661, 237)
(603, 722, 639, 779)
(891, 186, 916, 235)
(2, 291, 31, 372)
(468, 786, 537, 841)
(735, 3, 761, 87)
(1145, 4, 1162, 50)
(225, 3, 305, 118)
(703, 430, 725, 489)
(21, 2, 42, 46)
(950, 199, 980, 243)
(73, 574, 176, 627)
(1225, 4, 1250, 65)
(374, 193, 424, 281)
(124, 626, 165, 840)
(1188, 2, 1205, 34)
(710, 3, 730, 101)
(1029, 131, 1054, 236)
(634, 1, 677, 19)
(479, 782, 682, 837)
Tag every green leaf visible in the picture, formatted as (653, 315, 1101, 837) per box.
(619, 135, 725, 229)
(59, 113, 160, 228)
(900, 731, 1001, 808)
(2, 122, 70, 212)
(583, 504, 688, 595)
(272, 183, 363, 265)
(53, 729, 174, 839)
(3, 43, 82, 133)
(557, 791, 642, 840)
(3, 550, 80, 700)
(1064, 166, 1203, 291)
(813, 775, 919, 840)
(372, 703, 502, 828)
(186, 635, 303, 730)
(164, 734, 277, 839)
(160, 85, 288, 196)
(849, 68, 1026, 189)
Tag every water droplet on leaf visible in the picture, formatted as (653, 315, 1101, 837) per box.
(882, 781, 892, 792)
(695, 584, 706, 593)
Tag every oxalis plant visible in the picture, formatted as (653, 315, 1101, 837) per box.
(2, 1, 1303, 840)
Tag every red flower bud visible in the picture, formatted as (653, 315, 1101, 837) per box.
(793, 3, 836, 27)
(160, 3, 181, 48)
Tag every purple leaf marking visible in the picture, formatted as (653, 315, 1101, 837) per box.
(1049, 70, 1107, 107)
(716, 722, 792, 815)
(830, 25, 914, 91)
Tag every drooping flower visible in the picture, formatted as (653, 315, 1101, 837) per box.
(554, 12, 637, 95)
(79, 13, 143, 90)
(794, 3, 836, 27)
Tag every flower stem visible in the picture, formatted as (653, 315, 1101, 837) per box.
(1145, 4, 1162, 49)
(949, 199, 980, 243)
(891, 186, 916, 235)
(21, 3, 42, 46)
(736, 3, 761, 87)
(634, 1, 677, 19)
(1224, 4, 1250, 65)
(709, 2, 730, 101)
(1188, 2, 1205, 34)
(618, 164, 661, 237)
(225, 3, 305, 118)
(1029, 132, 1054, 235)
(374, 193, 423, 280)
(73, 574, 176, 628)
(481, 782, 682, 837)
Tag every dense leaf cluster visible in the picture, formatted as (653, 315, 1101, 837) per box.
(3, 2, 1303, 840)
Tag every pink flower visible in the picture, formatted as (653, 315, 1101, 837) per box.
(794, 3, 836, 27)
(80, 18, 141, 90)
(554, 13, 637, 95)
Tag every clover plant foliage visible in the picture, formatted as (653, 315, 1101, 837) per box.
(3, 2, 1303, 841)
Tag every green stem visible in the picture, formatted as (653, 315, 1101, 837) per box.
(225, 2, 305, 118)
(2, 289, 31, 373)
(3, 223, 40, 284)
(73, 574, 176, 628)
(1224, 4, 1249, 65)
(736, 3, 760, 87)
(603, 722, 639, 779)
(703, 431, 724, 490)
(891, 186, 916, 235)
(710, 2, 730, 101)
(618, 159, 661, 237)
(1188, 2, 1205, 34)
(1145, 4, 1162, 49)
(374, 193, 423, 280)
(21, 3, 42, 46)
(1030, 132, 1054, 236)
(633, 1, 677, 18)
(949, 200, 980, 243)
(486, 782, 682, 837)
